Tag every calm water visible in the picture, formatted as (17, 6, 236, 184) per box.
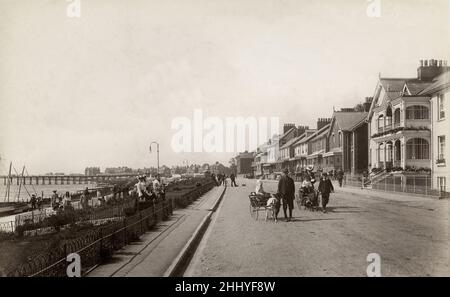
(0, 182, 98, 202)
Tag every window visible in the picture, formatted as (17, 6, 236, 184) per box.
(405, 105, 429, 120)
(393, 109, 401, 125)
(438, 94, 445, 120)
(406, 138, 429, 160)
(377, 115, 384, 129)
(332, 133, 335, 145)
(338, 131, 342, 147)
(437, 177, 446, 192)
(438, 136, 445, 161)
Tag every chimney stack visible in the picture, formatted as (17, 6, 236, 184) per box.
(418, 58, 450, 81)
(317, 118, 332, 131)
(283, 123, 295, 134)
(296, 125, 308, 136)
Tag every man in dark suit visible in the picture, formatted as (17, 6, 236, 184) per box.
(278, 168, 295, 222)
(318, 172, 334, 213)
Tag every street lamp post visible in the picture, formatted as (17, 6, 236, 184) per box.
(149, 141, 160, 175)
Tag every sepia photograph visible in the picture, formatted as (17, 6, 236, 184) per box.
(0, 0, 449, 289)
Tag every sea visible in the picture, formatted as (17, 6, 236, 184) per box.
(0, 181, 98, 203)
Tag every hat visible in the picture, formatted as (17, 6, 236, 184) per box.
(53, 190, 57, 193)
(322, 172, 328, 177)
(282, 168, 289, 174)
(306, 165, 314, 171)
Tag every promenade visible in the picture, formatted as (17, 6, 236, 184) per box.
(185, 178, 449, 276)
(87, 186, 225, 277)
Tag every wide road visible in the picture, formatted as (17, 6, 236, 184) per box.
(186, 179, 449, 276)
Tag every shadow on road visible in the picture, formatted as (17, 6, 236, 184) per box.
(324, 206, 367, 214)
(289, 217, 345, 222)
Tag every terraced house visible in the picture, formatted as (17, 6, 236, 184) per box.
(279, 125, 309, 172)
(306, 118, 332, 171)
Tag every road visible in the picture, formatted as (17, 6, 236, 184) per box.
(186, 179, 449, 276)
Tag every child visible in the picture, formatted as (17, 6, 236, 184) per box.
(266, 194, 280, 222)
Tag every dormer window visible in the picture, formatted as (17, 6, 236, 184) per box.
(402, 85, 410, 96)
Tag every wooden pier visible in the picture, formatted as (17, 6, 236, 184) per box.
(1, 174, 136, 186)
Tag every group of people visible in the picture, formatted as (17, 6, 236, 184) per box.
(29, 194, 43, 210)
(293, 166, 344, 187)
(211, 173, 237, 187)
(51, 190, 75, 210)
(133, 174, 165, 203)
(256, 167, 335, 222)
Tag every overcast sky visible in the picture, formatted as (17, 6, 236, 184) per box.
(1, 0, 449, 174)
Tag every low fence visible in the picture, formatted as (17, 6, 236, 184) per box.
(0, 220, 14, 233)
(344, 174, 448, 198)
(8, 179, 215, 277)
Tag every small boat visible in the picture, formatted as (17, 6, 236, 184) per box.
(0, 202, 31, 217)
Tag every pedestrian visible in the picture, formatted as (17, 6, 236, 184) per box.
(51, 190, 59, 210)
(222, 175, 228, 187)
(337, 169, 344, 187)
(277, 168, 295, 222)
(37, 196, 43, 210)
(30, 194, 37, 210)
(230, 173, 237, 187)
(63, 191, 72, 209)
(318, 172, 334, 213)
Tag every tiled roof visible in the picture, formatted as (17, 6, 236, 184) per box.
(280, 135, 302, 149)
(279, 127, 295, 140)
(404, 80, 433, 95)
(379, 78, 410, 100)
(333, 111, 368, 131)
(419, 71, 450, 95)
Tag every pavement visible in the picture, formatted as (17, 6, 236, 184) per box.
(185, 178, 449, 276)
(86, 186, 225, 277)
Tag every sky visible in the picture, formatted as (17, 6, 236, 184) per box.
(0, 0, 449, 174)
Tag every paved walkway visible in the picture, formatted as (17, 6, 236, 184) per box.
(87, 186, 225, 277)
(186, 179, 449, 276)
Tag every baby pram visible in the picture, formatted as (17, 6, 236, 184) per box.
(248, 192, 271, 220)
(297, 186, 320, 211)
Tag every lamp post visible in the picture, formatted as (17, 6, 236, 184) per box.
(149, 141, 160, 176)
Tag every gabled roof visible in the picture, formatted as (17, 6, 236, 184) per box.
(369, 77, 419, 119)
(295, 129, 319, 145)
(307, 124, 330, 143)
(379, 78, 411, 101)
(279, 127, 295, 141)
(419, 70, 450, 95)
(330, 111, 368, 135)
(404, 80, 433, 95)
(280, 135, 301, 149)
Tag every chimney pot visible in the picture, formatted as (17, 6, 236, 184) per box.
(424, 60, 428, 66)
(420, 60, 424, 67)
(444, 60, 448, 66)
